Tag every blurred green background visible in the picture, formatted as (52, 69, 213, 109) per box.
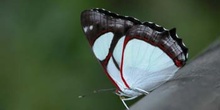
(0, 0, 219, 110)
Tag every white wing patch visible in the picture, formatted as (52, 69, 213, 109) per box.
(113, 36, 125, 65)
(107, 57, 126, 90)
(92, 32, 114, 60)
(122, 39, 179, 91)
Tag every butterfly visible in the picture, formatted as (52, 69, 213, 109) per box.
(80, 8, 188, 109)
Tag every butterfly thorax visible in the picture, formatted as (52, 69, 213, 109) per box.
(116, 88, 148, 98)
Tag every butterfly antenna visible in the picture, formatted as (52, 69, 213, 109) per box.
(78, 88, 116, 99)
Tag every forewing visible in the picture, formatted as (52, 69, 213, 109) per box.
(80, 9, 141, 90)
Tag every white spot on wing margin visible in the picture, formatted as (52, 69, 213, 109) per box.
(89, 25, 93, 30)
(83, 26, 88, 32)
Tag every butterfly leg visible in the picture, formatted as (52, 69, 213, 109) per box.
(120, 96, 138, 110)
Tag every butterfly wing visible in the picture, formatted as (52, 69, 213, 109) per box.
(121, 24, 188, 92)
(81, 8, 188, 96)
(80, 9, 141, 91)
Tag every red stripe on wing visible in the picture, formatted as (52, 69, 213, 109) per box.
(120, 36, 131, 89)
(101, 53, 121, 91)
